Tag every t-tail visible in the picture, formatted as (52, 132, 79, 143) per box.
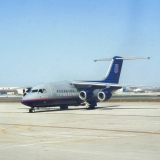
(94, 56, 150, 84)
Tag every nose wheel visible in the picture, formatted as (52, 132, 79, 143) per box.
(29, 108, 35, 113)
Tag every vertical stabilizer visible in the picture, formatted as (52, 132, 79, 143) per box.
(94, 56, 150, 84)
(102, 56, 123, 83)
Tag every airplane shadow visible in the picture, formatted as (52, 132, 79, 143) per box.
(23, 105, 124, 113)
(21, 105, 157, 113)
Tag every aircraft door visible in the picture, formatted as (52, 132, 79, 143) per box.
(46, 83, 57, 98)
(38, 87, 50, 99)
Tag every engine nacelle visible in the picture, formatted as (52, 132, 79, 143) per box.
(79, 90, 93, 101)
(97, 91, 112, 101)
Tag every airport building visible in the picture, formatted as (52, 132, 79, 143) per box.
(0, 87, 23, 95)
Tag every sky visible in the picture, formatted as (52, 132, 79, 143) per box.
(0, 0, 160, 87)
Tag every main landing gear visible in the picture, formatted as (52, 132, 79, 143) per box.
(87, 105, 95, 109)
(83, 99, 97, 110)
(29, 108, 35, 113)
(60, 105, 68, 110)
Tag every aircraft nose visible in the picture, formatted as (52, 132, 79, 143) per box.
(21, 97, 30, 106)
(21, 98, 26, 105)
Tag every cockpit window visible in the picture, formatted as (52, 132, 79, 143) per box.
(39, 89, 43, 93)
(32, 89, 38, 93)
(37, 89, 47, 93)
(26, 88, 31, 93)
(43, 89, 47, 93)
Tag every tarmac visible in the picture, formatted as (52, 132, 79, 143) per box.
(0, 102, 160, 160)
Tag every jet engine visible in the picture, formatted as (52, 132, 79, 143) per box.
(97, 91, 112, 101)
(79, 90, 93, 100)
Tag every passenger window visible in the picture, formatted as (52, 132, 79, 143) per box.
(43, 89, 47, 93)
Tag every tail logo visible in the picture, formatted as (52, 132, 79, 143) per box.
(114, 64, 119, 73)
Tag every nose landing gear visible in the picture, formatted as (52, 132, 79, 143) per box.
(29, 108, 35, 113)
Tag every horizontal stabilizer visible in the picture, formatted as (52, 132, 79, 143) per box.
(94, 57, 150, 62)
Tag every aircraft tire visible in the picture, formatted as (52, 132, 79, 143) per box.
(87, 105, 95, 110)
(60, 105, 68, 110)
(29, 108, 35, 113)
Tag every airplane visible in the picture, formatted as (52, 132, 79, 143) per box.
(116, 87, 134, 93)
(21, 56, 150, 113)
(133, 87, 160, 93)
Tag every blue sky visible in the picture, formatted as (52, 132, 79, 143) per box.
(0, 0, 160, 86)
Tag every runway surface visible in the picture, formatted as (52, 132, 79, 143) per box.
(0, 102, 160, 160)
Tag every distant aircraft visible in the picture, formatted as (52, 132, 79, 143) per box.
(21, 56, 150, 113)
(117, 87, 134, 92)
(134, 87, 160, 93)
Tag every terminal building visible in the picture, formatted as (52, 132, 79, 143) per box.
(0, 87, 23, 95)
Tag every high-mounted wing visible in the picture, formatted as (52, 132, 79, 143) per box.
(71, 81, 122, 88)
(71, 81, 142, 90)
